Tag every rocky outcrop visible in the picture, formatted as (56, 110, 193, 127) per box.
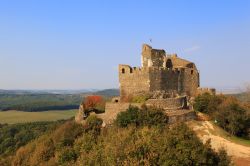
(75, 104, 85, 124)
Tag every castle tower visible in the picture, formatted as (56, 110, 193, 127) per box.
(141, 44, 166, 68)
(141, 44, 153, 67)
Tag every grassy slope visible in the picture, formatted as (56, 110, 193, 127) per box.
(0, 110, 78, 124)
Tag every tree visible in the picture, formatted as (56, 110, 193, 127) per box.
(193, 93, 222, 115)
(84, 96, 104, 110)
(215, 102, 249, 136)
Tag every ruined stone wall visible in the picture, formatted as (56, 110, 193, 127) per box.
(196, 88, 216, 96)
(141, 44, 165, 68)
(100, 102, 142, 124)
(150, 68, 179, 92)
(181, 68, 200, 96)
(119, 66, 199, 99)
(150, 49, 165, 67)
(148, 67, 199, 96)
(119, 65, 150, 100)
(76, 102, 196, 125)
(102, 103, 195, 125)
(146, 96, 187, 110)
(142, 44, 152, 67)
(166, 110, 196, 124)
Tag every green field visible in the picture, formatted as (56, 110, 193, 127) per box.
(0, 110, 78, 124)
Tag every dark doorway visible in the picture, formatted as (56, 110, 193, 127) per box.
(166, 59, 173, 68)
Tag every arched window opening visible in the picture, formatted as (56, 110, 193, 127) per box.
(191, 70, 194, 75)
(166, 59, 173, 68)
(122, 68, 125, 74)
(130, 68, 133, 73)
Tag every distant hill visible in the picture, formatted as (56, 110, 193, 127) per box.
(0, 89, 97, 95)
(229, 92, 250, 103)
(0, 89, 119, 112)
(94, 89, 119, 97)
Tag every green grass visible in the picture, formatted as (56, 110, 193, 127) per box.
(0, 110, 78, 124)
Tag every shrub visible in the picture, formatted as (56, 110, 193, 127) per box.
(138, 105, 168, 127)
(194, 93, 250, 138)
(75, 123, 230, 165)
(215, 102, 249, 136)
(216, 148, 231, 166)
(115, 106, 140, 127)
(84, 115, 103, 135)
(115, 106, 168, 127)
(58, 148, 77, 164)
(194, 93, 222, 114)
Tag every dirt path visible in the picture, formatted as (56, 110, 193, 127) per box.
(188, 120, 250, 166)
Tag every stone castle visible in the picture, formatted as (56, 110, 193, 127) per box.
(119, 44, 200, 100)
(75, 44, 215, 125)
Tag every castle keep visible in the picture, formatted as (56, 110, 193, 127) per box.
(119, 44, 200, 100)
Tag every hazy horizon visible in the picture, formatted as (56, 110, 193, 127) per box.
(1, 0, 250, 90)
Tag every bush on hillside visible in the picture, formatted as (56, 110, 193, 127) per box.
(75, 123, 231, 166)
(10, 119, 231, 166)
(84, 115, 103, 135)
(12, 120, 84, 166)
(0, 121, 63, 158)
(194, 93, 250, 138)
(215, 102, 249, 136)
(115, 105, 168, 127)
(194, 93, 222, 114)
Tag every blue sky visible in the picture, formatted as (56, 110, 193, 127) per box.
(0, 0, 249, 90)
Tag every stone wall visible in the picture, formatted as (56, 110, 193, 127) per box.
(100, 103, 195, 125)
(181, 68, 200, 96)
(119, 65, 199, 99)
(196, 87, 216, 96)
(146, 97, 187, 110)
(99, 102, 142, 124)
(149, 68, 179, 92)
(76, 101, 196, 125)
(101, 102, 195, 125)
(119, 65, 150, 100)
(166, 110, 196, 124)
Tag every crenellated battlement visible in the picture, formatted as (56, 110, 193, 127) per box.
(197, 87, 216, 95)
(119, 64, 191, 75)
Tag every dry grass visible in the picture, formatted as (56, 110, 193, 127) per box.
(187, 120, 250, 166)
(0, 110, 78, 124)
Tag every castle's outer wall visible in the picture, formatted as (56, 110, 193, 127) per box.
(119, 65, 199, 99)
(119, 65, 150, 100)
(146, 97, 187, 110)
(102, 103, 195, 125)
(149, 68, 178, 92)
(166, 110, 196, 124)
(100, 102, 142, 124)
(181, 68, 199, 96)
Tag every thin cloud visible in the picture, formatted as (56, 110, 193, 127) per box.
(184, 45, 201, 53)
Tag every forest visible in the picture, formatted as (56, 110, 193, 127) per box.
(0, 89, 119, 112)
